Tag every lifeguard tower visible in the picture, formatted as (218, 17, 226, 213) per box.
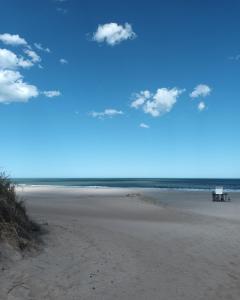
(212, 186, 230, 202)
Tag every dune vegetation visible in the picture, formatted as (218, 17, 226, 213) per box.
(0, 173, 41, 250)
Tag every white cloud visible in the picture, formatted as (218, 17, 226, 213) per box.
(0, 69, 38, 103)
(190, 84, 211, 98)
(90, 108, 123, 119)
(0, 33, 27, 46)
(34, 43, 51, 53)
(43, 90, 61, 98)
(0, 48, 33, 69)
(60, 58, 68, 64)
(140, 123, 150, 129)
(131, 88, 184, 117)
(0, 34, 60, 104)
(131, 90, 151, 109)
(24, 49, 41, 63)
(93, 22, 136, 46)
(198, 101, 206, 111)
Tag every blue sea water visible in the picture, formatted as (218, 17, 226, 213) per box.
(13, 178, 240, 191)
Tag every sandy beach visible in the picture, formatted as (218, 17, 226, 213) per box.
(1, 186, 240, 300)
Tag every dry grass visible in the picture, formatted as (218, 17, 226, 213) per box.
(0, 173, 41, 250)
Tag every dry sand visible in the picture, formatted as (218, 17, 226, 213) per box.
(1, 186, 240, 300)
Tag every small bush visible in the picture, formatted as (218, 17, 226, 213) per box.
(0, 173, 41, 250)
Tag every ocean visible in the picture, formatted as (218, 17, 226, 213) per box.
(13, 178, 240, 191)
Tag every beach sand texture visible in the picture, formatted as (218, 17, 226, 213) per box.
(1, 187, 240, 300)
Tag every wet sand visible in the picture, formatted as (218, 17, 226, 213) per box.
(1, 186, 240, 299)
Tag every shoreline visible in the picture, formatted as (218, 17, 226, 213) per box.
(16, 184, 240, 192)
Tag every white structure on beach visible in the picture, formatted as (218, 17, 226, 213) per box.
(212, 186, 230, 202)
(215, 186, 223, 195)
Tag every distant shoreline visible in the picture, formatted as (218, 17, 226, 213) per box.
(14, 182, 240, 192)
(13, 178, 240, 192)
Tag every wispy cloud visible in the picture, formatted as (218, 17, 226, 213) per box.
(229, 54, 240, 61)
(56, 7, 68, 14)
(60, 58, 68, 64)
(139, 123, 150, 129)
(24, 49, 41, 63)
(54, 0, 68, 14)
(190, 84, 211, 98)
(131, 91, 151, 109)
(131, 88, 184, 117)
(90, 108, 123, 119)
(34, 43, 51, 53)
(43, 90, 61, 98)
(0, 33, 27, 46)
(93, 23, 136, 46)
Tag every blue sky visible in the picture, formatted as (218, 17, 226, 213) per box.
(0, 0, 239, 178)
